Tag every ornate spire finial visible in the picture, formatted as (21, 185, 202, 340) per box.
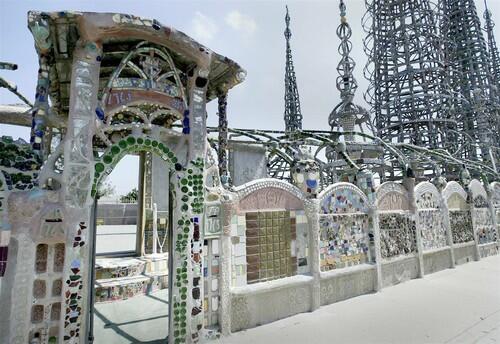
(285, 6, 291, 40)
(284, 5, 302, 133)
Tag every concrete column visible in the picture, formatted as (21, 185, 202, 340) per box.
(136, 152, 146, 256)
(61, 40, 102, 343)
(466, 187, 481, 261)
(404, 177, 425, 277)
(486, 186, 500, 247)
(305, 199, 321, 311)
(371, 207, 383, 291)
(440, 195, 456, 268)
(219, 195, 236, 335)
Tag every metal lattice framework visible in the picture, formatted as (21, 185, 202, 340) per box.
(484, 0, 500, 89)
(483, 0, 500, 164)
(363, 0, 458, 159)
(439, 0, 496, 163)
(283, 6, 303, 133)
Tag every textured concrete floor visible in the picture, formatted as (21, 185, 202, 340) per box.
(91, 255, 500, 344)
(93, 289, 169, 344)
(218, 255, 500, 344)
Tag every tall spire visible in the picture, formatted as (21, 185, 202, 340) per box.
(284, 6, 302, 133)
(329, 0, 369, 141)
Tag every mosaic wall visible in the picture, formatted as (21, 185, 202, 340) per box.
(245, 210, 297, 284)
(449, 210, 474, 244)
(467, 181, 497, 257)
(0, 136, 41, 277)
(416, 188, 447, 251)
(379, 213, 417, 258)
(319, 214, 371, 271)
(0, 136, 41, 191)
(475, 208, 497, 244)
(319, 184, 372, 272)
(418, 209, 447, 250)
(29, 242, 65, 343)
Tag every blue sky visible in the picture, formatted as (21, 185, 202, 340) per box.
(1, 0, 500, 195)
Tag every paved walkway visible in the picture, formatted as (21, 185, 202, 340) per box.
(218, 255, 500, 344)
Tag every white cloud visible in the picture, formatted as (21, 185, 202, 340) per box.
(190, 12, 218, 43)
(225, 10, 257, 35)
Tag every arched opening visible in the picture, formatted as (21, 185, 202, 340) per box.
(90, 136, 179, 343)
(95, 154, 140, 256)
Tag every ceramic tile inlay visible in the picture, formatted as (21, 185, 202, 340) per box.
(245, 210, 297, 283)
(319, 214, 370, 271)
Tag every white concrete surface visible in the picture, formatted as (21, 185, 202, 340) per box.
(218, 255, 500, 344)
(96, 225, 137, 255)
(94, 289, 169, 344)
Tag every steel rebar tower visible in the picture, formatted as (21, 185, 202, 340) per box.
(283, 6, 303, 133)
(483, 0, 500, 165)
(363, 0, 457, 163)
(439, 0, 496, 163)
(484, 0, 500, 89)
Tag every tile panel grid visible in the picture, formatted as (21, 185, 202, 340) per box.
(245, 210, 297, 284)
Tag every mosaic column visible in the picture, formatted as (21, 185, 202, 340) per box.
(219, 194, 236, 335)
(60, 40, 102, 343)
(217, 92, 230, 186)
(404, 176, 425, 277)
(304, 199, 320, 310)
(30, 55, 51, 159)
(169, 65, 210, 344)
(28, 14, 52, 159)
(371, 207, 383, 291)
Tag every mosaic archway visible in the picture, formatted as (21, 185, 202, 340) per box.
(91, 133, 204, 344)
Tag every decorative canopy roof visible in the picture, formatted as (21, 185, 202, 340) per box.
(27, 11, 246, 118)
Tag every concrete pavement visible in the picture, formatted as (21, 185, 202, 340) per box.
(218, 255, 500, 344)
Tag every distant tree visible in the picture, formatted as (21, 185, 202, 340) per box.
(120, 188, 138, 203)
(96, 181, 115, 199)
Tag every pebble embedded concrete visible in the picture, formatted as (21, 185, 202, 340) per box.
(217, 255, 500, 344)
